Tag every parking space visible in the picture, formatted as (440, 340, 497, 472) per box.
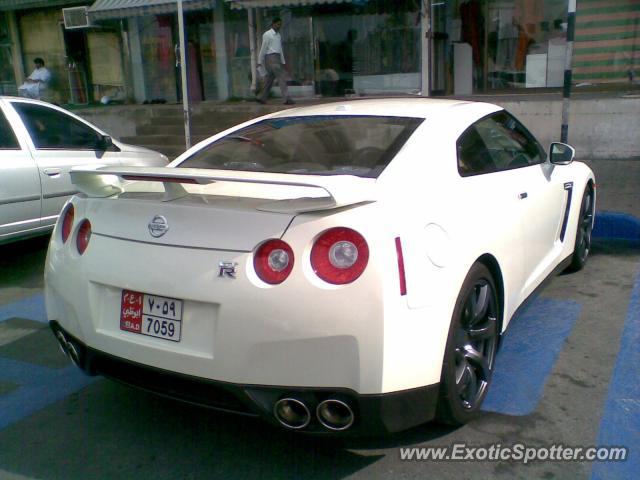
(0, 227, 638, 478)
(0, 158, 638, 479)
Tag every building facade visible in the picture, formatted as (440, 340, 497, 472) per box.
(0, 0, 638, 105)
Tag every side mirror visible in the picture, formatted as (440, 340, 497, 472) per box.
(96, 135, 114, 151)
(549, 142, 575, 165)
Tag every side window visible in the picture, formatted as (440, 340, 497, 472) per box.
(475, 112, 545, 171)
(12, 103, 102, 150)
(457, 125, 497, 176)
(0, 109, 19, 149)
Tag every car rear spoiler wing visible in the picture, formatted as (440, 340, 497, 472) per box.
(70, 166, 377, 213)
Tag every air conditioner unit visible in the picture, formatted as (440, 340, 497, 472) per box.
(63, 6, 91, 29)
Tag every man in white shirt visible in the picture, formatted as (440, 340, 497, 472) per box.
(256, 18, 294, 105)
(18, 58, 52, 100)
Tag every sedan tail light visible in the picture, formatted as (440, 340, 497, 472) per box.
(76, 219, 92, 255)
(61, 204, 74, 243)
(311, 228, 369, 284)
(254, 239, 294, 284)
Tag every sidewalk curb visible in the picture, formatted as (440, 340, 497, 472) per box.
(593, 211, 640, 242)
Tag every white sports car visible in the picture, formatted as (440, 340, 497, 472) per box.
(45, 98, 595, 435)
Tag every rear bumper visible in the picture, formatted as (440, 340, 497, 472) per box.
(51, 321, 440, 435)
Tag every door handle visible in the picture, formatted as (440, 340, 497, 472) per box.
(43, 168, 62, 176)
(519, 192, 528, 199)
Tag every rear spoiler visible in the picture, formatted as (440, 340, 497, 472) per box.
(70, 166, 377, 213)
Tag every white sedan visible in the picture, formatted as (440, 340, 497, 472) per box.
(45, 98, 595, 435)
(0, 97, 168, 245)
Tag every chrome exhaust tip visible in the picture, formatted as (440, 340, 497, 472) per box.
(66, 339, 81, 367)
(316, 399, 354, 431)
(54, 330, 70, 357)
(53, 329, 82, 367)
(273, 398, 311, 430)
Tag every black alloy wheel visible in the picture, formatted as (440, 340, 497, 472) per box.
(567, 186, 594, 272)
(436, 263, 500, 425)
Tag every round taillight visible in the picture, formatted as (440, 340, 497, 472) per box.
(311, 227, 369, 285)
(76, 219, 92, 255)
(254, 239, 294, 284)
(61, 204, 74, 243)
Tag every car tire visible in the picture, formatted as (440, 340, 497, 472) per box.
(435, 262, 500, 426)
(565, 185, 594, 273)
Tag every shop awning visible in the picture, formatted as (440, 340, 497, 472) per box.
(226, 0, 367, 9)
(0, 0, 78, 11)
(88, 0, 216, 20)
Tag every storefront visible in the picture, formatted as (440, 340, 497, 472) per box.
(88, 0, 221, 104)
(431, 0, 639, 95)
(0, 1, 126, 104)
(430, 0, 570, 94)
(85, 0, 640, 102)
(14, 7, 71, 103)
(227, 0, 424, 97)
(2, 0, 637, 105)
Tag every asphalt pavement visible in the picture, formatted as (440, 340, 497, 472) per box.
(0, 158, 638, 479)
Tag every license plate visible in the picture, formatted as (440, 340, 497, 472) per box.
(120, 290, 182, 342)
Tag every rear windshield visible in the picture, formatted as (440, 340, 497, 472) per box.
(177, 115, 423, 178)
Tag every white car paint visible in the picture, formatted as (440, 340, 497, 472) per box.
(0, 97, 168, 244)
(44, 98, 595, 433)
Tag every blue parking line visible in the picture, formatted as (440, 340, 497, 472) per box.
(0, 293, 97, 430)
(0, 357, 96, 430)
(483, 297, 582, 415)
(591, 270, 640, 480)
(0, 293, 46, 324)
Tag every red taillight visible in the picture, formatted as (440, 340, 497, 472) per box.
(76, 219, 92, 255)
(395, 237, 407, 296)
(311, 227, 369, 285)
(61, 204, 74, 243)
(254, 239, 294, 284)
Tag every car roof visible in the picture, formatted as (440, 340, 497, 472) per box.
(267, 97, 501, 120)
(0, 96, 59, 107)
(0, 95, 41, 102)
(0, 95, 500, 121)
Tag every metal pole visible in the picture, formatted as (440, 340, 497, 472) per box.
(248, 8, 257, 94)
(420, 0, 431, 96)
(120, 19, 135, 103)
(177, 0, 191, 150)
(561, 0, 576, 143)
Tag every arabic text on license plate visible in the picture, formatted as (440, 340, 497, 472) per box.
(120, 290, 182, 342)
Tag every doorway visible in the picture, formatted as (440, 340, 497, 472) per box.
(62, 28, 90, 104)
(312, 14, 356, 96)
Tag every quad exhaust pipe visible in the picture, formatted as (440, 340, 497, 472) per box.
(55, 327, 357, 432)
(274, 396, 355, 431)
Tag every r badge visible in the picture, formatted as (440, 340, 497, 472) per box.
(218, 261, 238, 279)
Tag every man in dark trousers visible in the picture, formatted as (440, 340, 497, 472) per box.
(256, 17, 294, 105)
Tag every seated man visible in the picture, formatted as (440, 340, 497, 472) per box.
(18, 57, 51, 100)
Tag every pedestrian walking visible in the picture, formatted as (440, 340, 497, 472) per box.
(256, 17, 294, 105)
